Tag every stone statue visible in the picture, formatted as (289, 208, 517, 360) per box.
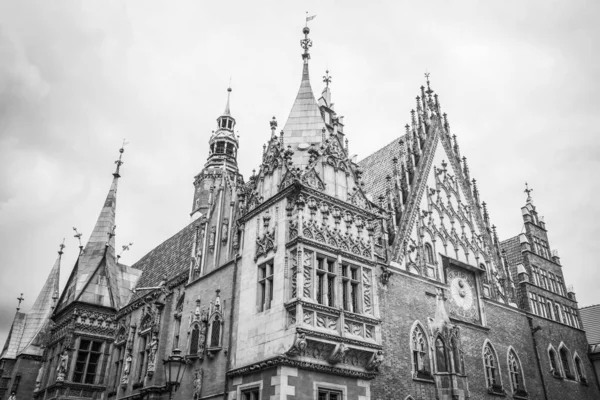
(221, 219, 229, 243)
(146, 334, 159, 376)
(121, 353, 132, 385)
(56, 350, 69, 382)
(285, 332, 307, 357)
(366, 350, 384, 371)
(193, 368, 203, 399)
(209, 226, 216, 250)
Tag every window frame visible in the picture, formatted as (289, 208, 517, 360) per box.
(313, 381, 346, 400)
(258, 260, 274, 312)
(72, 338, 105, 385)
(410, 321, 432, 380)
(482, 341, 504, 393)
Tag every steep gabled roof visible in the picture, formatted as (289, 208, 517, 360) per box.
(358, 136, 407, 201)
(580, 304, 600, 345)
(0, 312, 26, 360)
(132, 220, 198, 291)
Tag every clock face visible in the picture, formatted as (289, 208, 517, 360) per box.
(451, 277, 473, 310)
(447, 268, 480, 323)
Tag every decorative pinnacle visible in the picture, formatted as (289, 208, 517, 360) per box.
(425, 71, 432, 94)
(16, 293, 24, 311)
(300, 24, 313, 60)
(323, 70, 332, 88)
(113, 140, 128, 178)
(58, 238, 65, 255)
(270, 116, 277, 135)
(524, 182, 533, 204)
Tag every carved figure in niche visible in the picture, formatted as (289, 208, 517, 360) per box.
(285, 332, 307, 357)
(194, 246, 203, 272)
(193, 368, 204, 399)
(198, 310, 209, 359)
(121, 353, 132, 385)
(221, 219, 229, 243)
(366, 350, 384, 371)
(56, 350, 69, 382)
(209, 226, 216, 250)
(327, 343, 349, 365)
(146, 333, 159, 376)
(232, 227, 240, 250)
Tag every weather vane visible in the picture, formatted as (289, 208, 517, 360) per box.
(114, 139, 129, 177)
(525, 182, 533, 203)
(59, 238, 65, 254)
(323, 70, 332, 88)
(118, 242, 133, 260)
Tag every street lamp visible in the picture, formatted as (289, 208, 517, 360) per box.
(163, 348, 187, 400)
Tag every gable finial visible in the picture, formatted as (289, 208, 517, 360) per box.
(301, 14, 316, 60)
(58, 238, 66, 255)
(323, 70, 332, 88)
(425, 70, 432, 94)
(113, 140, 128, 178)
(73, 227, 83, 251)
(16, 293, 24, 311)
(524, 182, 533, 204)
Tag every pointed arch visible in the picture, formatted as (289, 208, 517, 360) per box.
(434, 335, 448, 373)
(573, 352, 587, 383)
(507, 346, 526, 395)
(558, 342, 574, 379)
(410, 321, 433, 379)
(404, 397, 415, 400)
(482, 340, 503, 392)
(547, 344, 560, 377)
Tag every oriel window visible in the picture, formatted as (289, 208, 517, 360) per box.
(316, 256, 336, 307)
(73, 339, 104, 384)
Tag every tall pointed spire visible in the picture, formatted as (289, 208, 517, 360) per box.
(56, 145, 126, 312)
(17, 242, 63, 355)
(282, 25, 327, 167)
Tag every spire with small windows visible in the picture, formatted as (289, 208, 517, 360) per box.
(205, 87, 239, 173)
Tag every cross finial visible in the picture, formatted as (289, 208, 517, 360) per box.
(58, 238, 66, 255)
(118, 242, 133, 260)
(16, 293, 24, 311)
(113, 140, 128, 178)
(73, 227, 83, 250)
(425, 71, 432, 94)
(524, 182, 533, 204)
(323, 70, 332, 88)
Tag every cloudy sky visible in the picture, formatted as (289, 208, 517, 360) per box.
(1, 0, 599, 347)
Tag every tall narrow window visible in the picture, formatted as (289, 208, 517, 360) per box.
(451, 337, 462, 374)
(258, 261, 274, 312)
(189, 325, 199, 355)
(529, 293, 539, 315)
(411, 325, 429, 374)
(136, 336, 147, 383)
(508, 350, 522, 393)
(540, 269, 548, 289)
(574, 356, 586, 383)
(538, 296, 547, 318)
(435, 337, 448, 372)
(342, 264, 360, 313)
(424, 243, 434, 264)
(210, 316, 221, 347)
(548, 272, 557, 293)
(556, 277, 565, 295)
(316, 256, 336, 307)
(480, 264, 489, 284)
(111, 345, 124, 389)
(73, 339, 104, 384)
(571, 308, 580, 329)
(215, 141, 225, 153)
(483, 344, 498, 388)
(560, 346, 573, 379)
(549, 348, 559, 375)
(531, 266, 540, 286)
(554, 304, 562, 323)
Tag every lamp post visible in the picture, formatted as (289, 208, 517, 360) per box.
(163, 348, 187, 400)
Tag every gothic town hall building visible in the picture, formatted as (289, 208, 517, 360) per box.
(1, 27, 599, 400)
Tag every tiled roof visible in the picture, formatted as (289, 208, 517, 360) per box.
(0, 312, 26, 360)
(500, 235, 522, 267)
(132, 220, 198, 290)
(358, 135, 407, 201)
(282, 60, 327, 168)
(580, 304, 600, 344)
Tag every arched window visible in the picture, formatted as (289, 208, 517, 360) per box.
(189, 324, 199, 355)
(480, 264, 489, 284)
(210, 315, 221, 347)
(424, 243, 434, 264)
(548, 347, 560, 376)
(508, 350, 523, 393)
(451, 337, 463, 374)
(435, 337, 448, 372)
(411, 324, 430, 374)
(559, 345, 573, 379)
(483, 343, 500, 389)
(574, 355, 586, 383)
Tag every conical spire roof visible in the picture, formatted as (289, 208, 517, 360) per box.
(18, 246, 62, 355)
(282, 27, 327, 167)
(56, 147, 126, 312)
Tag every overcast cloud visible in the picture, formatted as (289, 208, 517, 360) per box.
(1, 0, 599, 346)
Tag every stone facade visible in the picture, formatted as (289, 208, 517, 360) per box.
(3, 26, 599, 400)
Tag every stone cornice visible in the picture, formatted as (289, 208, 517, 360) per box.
(227, 355, 378, 380)
(296, 327, 382, 350)
(286, 237, 376, 266)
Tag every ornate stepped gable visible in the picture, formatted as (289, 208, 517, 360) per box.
(358, 76, 514, 306)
